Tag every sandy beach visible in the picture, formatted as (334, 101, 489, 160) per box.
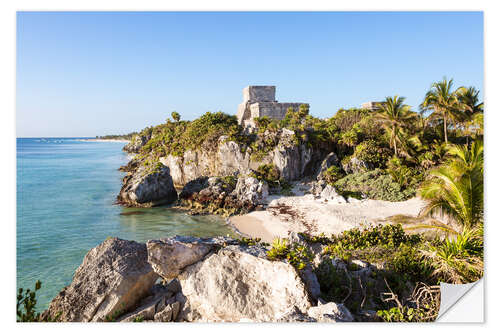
(229, 192, 426, 243)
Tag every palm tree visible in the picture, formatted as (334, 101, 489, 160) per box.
(420, 78, 461, 144)
(456, 86, 483, 144)
(418, 140, 483, 230)
(374, 96, 416, 157)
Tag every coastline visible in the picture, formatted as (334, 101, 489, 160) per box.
(228, 194, 427, 243)
(80, 138, 131, 143)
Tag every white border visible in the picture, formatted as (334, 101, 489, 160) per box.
(2, 1, 498, 332)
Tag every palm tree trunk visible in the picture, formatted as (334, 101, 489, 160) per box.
(444, 114, 448, 144)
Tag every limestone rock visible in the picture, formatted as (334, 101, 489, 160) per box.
(177, 246, 312, 322)
(320, 184, 347, 204)
(315, 152, 342, 180)
(273, 131, 313, 181)
(123, 134, 151, 154)
(342, 156, 372, 174)
(117, 165, 178, 207)
(44, 238, 158, 322)
(233, 176, 268, 206)
(146, 236, 215, 279)
(307, 302, 354, 322)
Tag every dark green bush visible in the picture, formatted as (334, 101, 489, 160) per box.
(354, 139, 391, 168)
(322, 165, 344, 185)
(250, 164, 280, 186)
(334, 169, 417, 201)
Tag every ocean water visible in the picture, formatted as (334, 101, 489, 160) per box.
(16, 138, 236, 310)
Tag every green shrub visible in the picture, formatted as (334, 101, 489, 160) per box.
(267, 238, 313, 270)
(324, 224, 421, 254)
(17, 280, 60, 322)
(140, 111, 243, 159)
(322, 165, 344, 185)
(334, 169, 416, 201)
(354, 139, 391, 167)
(387, 157, 424, 189)
(250, 164, 280, 186)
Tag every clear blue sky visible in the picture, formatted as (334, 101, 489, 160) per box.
(16, 12, 483, 137)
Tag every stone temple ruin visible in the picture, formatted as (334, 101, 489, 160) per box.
(236, 86, 308, 130)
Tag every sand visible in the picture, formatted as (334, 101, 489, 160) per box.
(228, 193, 426, 243)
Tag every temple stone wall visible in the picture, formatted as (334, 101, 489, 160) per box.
(236, 86, 308, 130)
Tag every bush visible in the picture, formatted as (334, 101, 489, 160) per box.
(354, 139, 391, 168)
(250, 164, 280, 186)
(140, 111, 243, 158)
(387, 157, 424, 189)
(322, 165, 344, 185)
(334, 169, 416, 201)
(17, 280, 59, 322)
(267, 238, 313, 270)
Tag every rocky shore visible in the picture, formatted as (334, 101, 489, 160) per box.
(43, 235, 356, 322)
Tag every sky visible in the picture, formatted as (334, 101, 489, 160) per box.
(16, 12, 484, 137)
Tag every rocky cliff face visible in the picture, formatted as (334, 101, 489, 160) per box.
(123, 133, 151, 154)
(158, 130, 321, 188)
(118, 129, 328, 208)
(44, 236, 354, 323)
(117, 165, 178, 207)
(43, 238, 158, 322)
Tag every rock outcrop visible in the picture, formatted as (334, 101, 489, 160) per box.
(157, 131, 319, 188)
(43, 238, 158, 322)
(146, 236, 217, 279)
(315, 152, 341, 181)
(342, 156, 372, 174)
(179, 176, 268, 216)
(320, 184, 347, 204)
(117, 165, 178, 207)
(45, 236, 357, 323)
(177, 246, 312, 322)
(123, 133, 151, 154)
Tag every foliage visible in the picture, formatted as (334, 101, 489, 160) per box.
(374, 96, 418, 156)
(386, 157, 424, 189)
(421, 227, 483, 283)
(237, 237, 265, 247)
(322, 165, 344, 185)
(250, 164, 280, 187)
(267, 238, 313, 270)
(420, 77, 463, 144)
(132, 315, 144, 322)
(139, 111, 243, 159)
(353, 139, 391, 168)
(17, 280, 42, 322)
(324, 224, 421, 254)
(17, 280, 59, 322)
(418, 141, 483, 229)
(334, 169, 417, 201)
(171, 111, 181, 122)
(279, 104, 310, 131)
(377, 283, 440, 322)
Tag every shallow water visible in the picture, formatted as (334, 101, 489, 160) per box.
(16, 138, 236, 310)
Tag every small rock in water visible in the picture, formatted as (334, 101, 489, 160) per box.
(120, 211, 146, 216)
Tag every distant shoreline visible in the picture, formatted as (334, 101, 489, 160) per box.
(80, 138, 130, 143)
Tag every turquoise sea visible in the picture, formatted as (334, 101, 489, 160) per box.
(16, 138, 236, 310)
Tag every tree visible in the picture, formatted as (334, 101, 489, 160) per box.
(420, 78, 461, 144)
(171, 111, 181, 122)
(418, 140, 483, 230)
(456, 86, 483, 144)
(374, 96, 416, 157)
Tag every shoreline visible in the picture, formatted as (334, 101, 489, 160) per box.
(228, 194, 427, 243)
(80, 138, 131, 143)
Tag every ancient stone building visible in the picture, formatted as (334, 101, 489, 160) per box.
(361, 101, 385, 111)
(236, 86, 308, 130)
